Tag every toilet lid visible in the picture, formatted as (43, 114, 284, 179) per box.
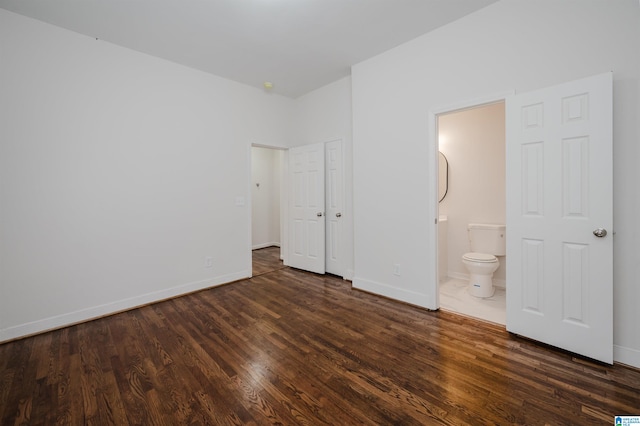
(463, 252, 497, 263)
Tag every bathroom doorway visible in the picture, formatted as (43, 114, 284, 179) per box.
(437, 101, 506, 324)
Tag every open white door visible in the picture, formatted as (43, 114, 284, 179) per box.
(287, 143, 325, 274)
(506, 72, 613, 363)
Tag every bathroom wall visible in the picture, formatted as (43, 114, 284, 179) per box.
(438, 102, 506, 285)
(251, 146, 283, 250)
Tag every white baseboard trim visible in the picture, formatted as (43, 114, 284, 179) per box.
(614, 344, 640, 369)
(344, 268, 354, 281)
(0, 270, 250, 343)
(447, 271, 468, 281)
(252, 242, 281, 250)
(352, 276, 435, 309)
(446, 271, 506, 289)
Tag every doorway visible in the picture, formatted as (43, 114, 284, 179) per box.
(251, 140, 347, 279)
(251, 145, 285, 275)
(429, 74, 613, 362)
(436, 101, 506, 324)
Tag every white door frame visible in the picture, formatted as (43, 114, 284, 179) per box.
(427, 91, 514, 311)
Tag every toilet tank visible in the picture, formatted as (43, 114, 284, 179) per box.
(468, 223, 506, 256)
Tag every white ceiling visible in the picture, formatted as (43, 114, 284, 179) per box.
(0, 0, 497, 98)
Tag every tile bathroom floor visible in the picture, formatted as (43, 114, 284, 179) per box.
(439, 277, 506, 325)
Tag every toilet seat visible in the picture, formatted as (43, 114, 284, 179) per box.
(462, 252, 497, 263)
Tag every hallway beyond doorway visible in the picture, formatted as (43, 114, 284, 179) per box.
(252, 246, 286, 276)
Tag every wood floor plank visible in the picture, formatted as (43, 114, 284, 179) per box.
(1, 246, 640, 425)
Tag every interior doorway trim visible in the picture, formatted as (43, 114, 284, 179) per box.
(427, 90, 514, 310)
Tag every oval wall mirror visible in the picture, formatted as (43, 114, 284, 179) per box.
(439, 151, 449, 202)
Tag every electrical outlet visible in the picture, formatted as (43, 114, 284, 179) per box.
(393, 264, 401, 276)
(205, 257, 214, 268)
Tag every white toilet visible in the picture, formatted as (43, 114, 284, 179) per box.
(462, 223, 506, 298)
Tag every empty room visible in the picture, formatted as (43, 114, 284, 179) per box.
(1, 1, 640, 424)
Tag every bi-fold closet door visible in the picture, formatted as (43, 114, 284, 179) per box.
(286, 140, 344, 277)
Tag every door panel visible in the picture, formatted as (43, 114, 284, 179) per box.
(325, 140, 344, 276)
(506, 72, 613, 363)
(287, 143, 325, 274)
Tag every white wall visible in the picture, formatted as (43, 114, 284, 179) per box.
(438, 102, 506, 284)
(251, 147, 282, 249)
(352, 0, 640, 367)
(292, 77, 354, 278)
(0, 9, 293, 341)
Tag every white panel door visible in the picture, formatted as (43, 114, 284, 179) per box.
(287, 143, 325, 274)
(506, 72, 613, 363)
(325, 140, 344, 276)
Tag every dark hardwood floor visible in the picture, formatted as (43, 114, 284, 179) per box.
(1, 248, 639, 425)
(252, 246, 285, 277)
